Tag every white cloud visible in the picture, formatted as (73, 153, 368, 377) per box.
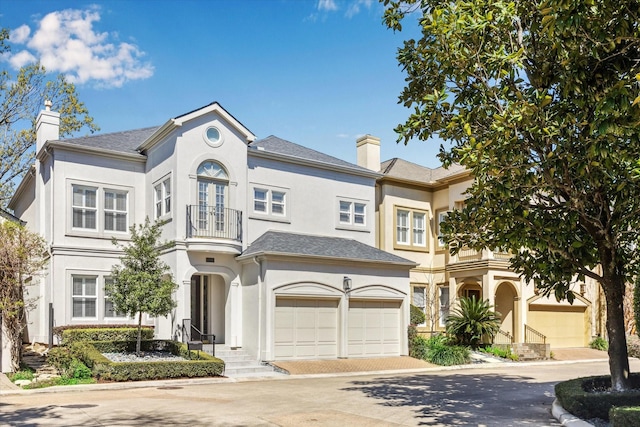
(5, 7, 154, 88)
(317, 0, 338, 12)
(8, 50, 37, 68)
(345, 0, 374, 18)
(10, 25, 31, 44)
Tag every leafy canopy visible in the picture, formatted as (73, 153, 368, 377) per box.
(106, 218, 178, 320)
(0, 28, 99, 207)
(383, 0, 640, 298)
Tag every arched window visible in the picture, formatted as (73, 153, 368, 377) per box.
(196, 161, 229, 234)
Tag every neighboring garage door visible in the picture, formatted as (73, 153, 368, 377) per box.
(274, 298, 338, 359)
(528, 305, 589, 348)
(348, 300, 401, 357)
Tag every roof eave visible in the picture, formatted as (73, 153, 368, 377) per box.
(248, 149, 381, 179)
(7, 165, 35, 210)
(39, 140, 147, 162)
(237, 250, 417, 267)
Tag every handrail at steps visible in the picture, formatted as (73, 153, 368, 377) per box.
(524, 324, 546, 344)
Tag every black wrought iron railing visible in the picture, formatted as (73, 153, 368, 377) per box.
(524, 324, 546, 344)
(493, 329, 514, 344)
(182, 318, 216, 357)
(186, 205, 242, 241)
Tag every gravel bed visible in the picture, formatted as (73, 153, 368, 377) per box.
(102, 351, 188, 363)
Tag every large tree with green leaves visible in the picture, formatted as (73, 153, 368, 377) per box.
(0, 28, 99, 207)
(0, 219, 47, 372)
(382, 0, 640, 390)
(106, 218, 178, 356)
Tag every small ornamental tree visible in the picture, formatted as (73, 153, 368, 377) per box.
(0, 220, 47, 371)
(106, 218, 178, 356)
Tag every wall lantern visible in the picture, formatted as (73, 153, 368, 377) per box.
(343, 276, 352, 293)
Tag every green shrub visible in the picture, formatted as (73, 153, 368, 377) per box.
(589, 336, 609, 351)
(53, 324, 153, 341)
(78, 340, 224, 381)
(428, 343, 470, 366)
(446, 297, 501, 348)
(410, 304, 426, 326)
(555, 374, 640, 421)
(61, 327, 154, 345)
(46, 347, 74, 372)
(68, 360, 92, 379)
(8, 369, 35, 382)
(609, 406, 640, 426)
(410, 335, 430, 360)
(479, 345, 519, 361)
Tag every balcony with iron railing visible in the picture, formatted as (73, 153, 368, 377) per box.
(186, 205, 242, 251)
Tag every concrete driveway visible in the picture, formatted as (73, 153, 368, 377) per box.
(3, 359, 638, 426)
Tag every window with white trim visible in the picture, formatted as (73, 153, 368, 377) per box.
(395, 207, 428, 250)
(412, 286, 427, 326)
(251, 186, 289, 219)
(437, 210, 449, 248)
(439, 285, 450, 327)
(338, 200, 366, 226)
(72, 186, 97, 230)
(154, 177, 171, 219)
(104, 277, 126, 318)
(104, 190, 128, 232)
(72, 275, 97, 318)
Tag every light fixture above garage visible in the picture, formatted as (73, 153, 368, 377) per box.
(343, 276, 352, 292)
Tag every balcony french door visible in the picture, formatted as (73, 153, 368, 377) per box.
(197, 179, 227, 235)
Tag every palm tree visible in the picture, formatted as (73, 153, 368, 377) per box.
(446, 296, 501, 348)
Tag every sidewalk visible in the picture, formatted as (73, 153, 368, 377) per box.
(0, 347, 611, 395)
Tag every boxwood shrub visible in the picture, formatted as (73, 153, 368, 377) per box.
(555, 373, 640, 421)
(77, 340, 224, 381)
(609, 406, 640, 426)
(59, 326, 154, 344)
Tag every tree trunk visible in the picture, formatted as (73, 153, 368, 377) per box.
(601, 271, 631, 391)
(136, 311, 142, 357)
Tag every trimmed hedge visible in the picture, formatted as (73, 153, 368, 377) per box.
(555, 374, 640, 421)
(60, 327, 155, 344)
(610, 406, 640, 427)
(75, 340, 224, 381)
(410, 304, 426, 326)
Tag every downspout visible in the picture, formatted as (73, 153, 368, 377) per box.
(252, 256, 263, 360)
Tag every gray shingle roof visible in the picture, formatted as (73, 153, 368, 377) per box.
(380, 158, 467, 183)
(239, 230, 416, 266)
(250, 135, 374, 173)
(58, 126, 160, 155)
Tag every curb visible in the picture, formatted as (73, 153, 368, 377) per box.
(0, 357, 609, 396)
(552, 399, 595, 427)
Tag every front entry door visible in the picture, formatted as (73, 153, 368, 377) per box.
(190, 275, 209, 341)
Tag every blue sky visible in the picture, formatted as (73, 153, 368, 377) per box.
(1, 0, 445, 168)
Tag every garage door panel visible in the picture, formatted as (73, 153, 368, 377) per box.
(274, 298, 338, 359)
(348, 300, 401, 357)
(528, 306, 588, 348)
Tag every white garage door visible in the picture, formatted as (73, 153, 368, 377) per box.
(528, 305, 589, 348)
(274, 298, 338, 359)
(348, 300, 401, 357)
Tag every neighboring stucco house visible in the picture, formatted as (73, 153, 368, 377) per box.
(8, 102, 416, 363)
(355, 135, 604, 350)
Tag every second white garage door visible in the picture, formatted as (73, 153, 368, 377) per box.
(274, 298, 338, 359)
(348, 300, 401, 357)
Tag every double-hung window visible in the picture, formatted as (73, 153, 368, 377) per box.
(72, 276, 97, 318)
(439, 286, 450, 327)
(72, 186, 97, 230)
(252, 186, 288, 219)
(338, 200, 366, 227)
(154, 177, 171, 219)
(104, 190, 128, 232)
(395, 207, 429, 250)
(436, 210, 449, 248)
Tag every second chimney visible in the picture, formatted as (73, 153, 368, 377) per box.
(36, 100, 60, 155)
(356, 134, 380, 171)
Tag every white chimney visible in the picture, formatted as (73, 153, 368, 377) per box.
(36, 100, 60, 154)
(356, 134, 380, 171)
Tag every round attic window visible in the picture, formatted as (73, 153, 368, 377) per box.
(204, 126, 223, 147)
